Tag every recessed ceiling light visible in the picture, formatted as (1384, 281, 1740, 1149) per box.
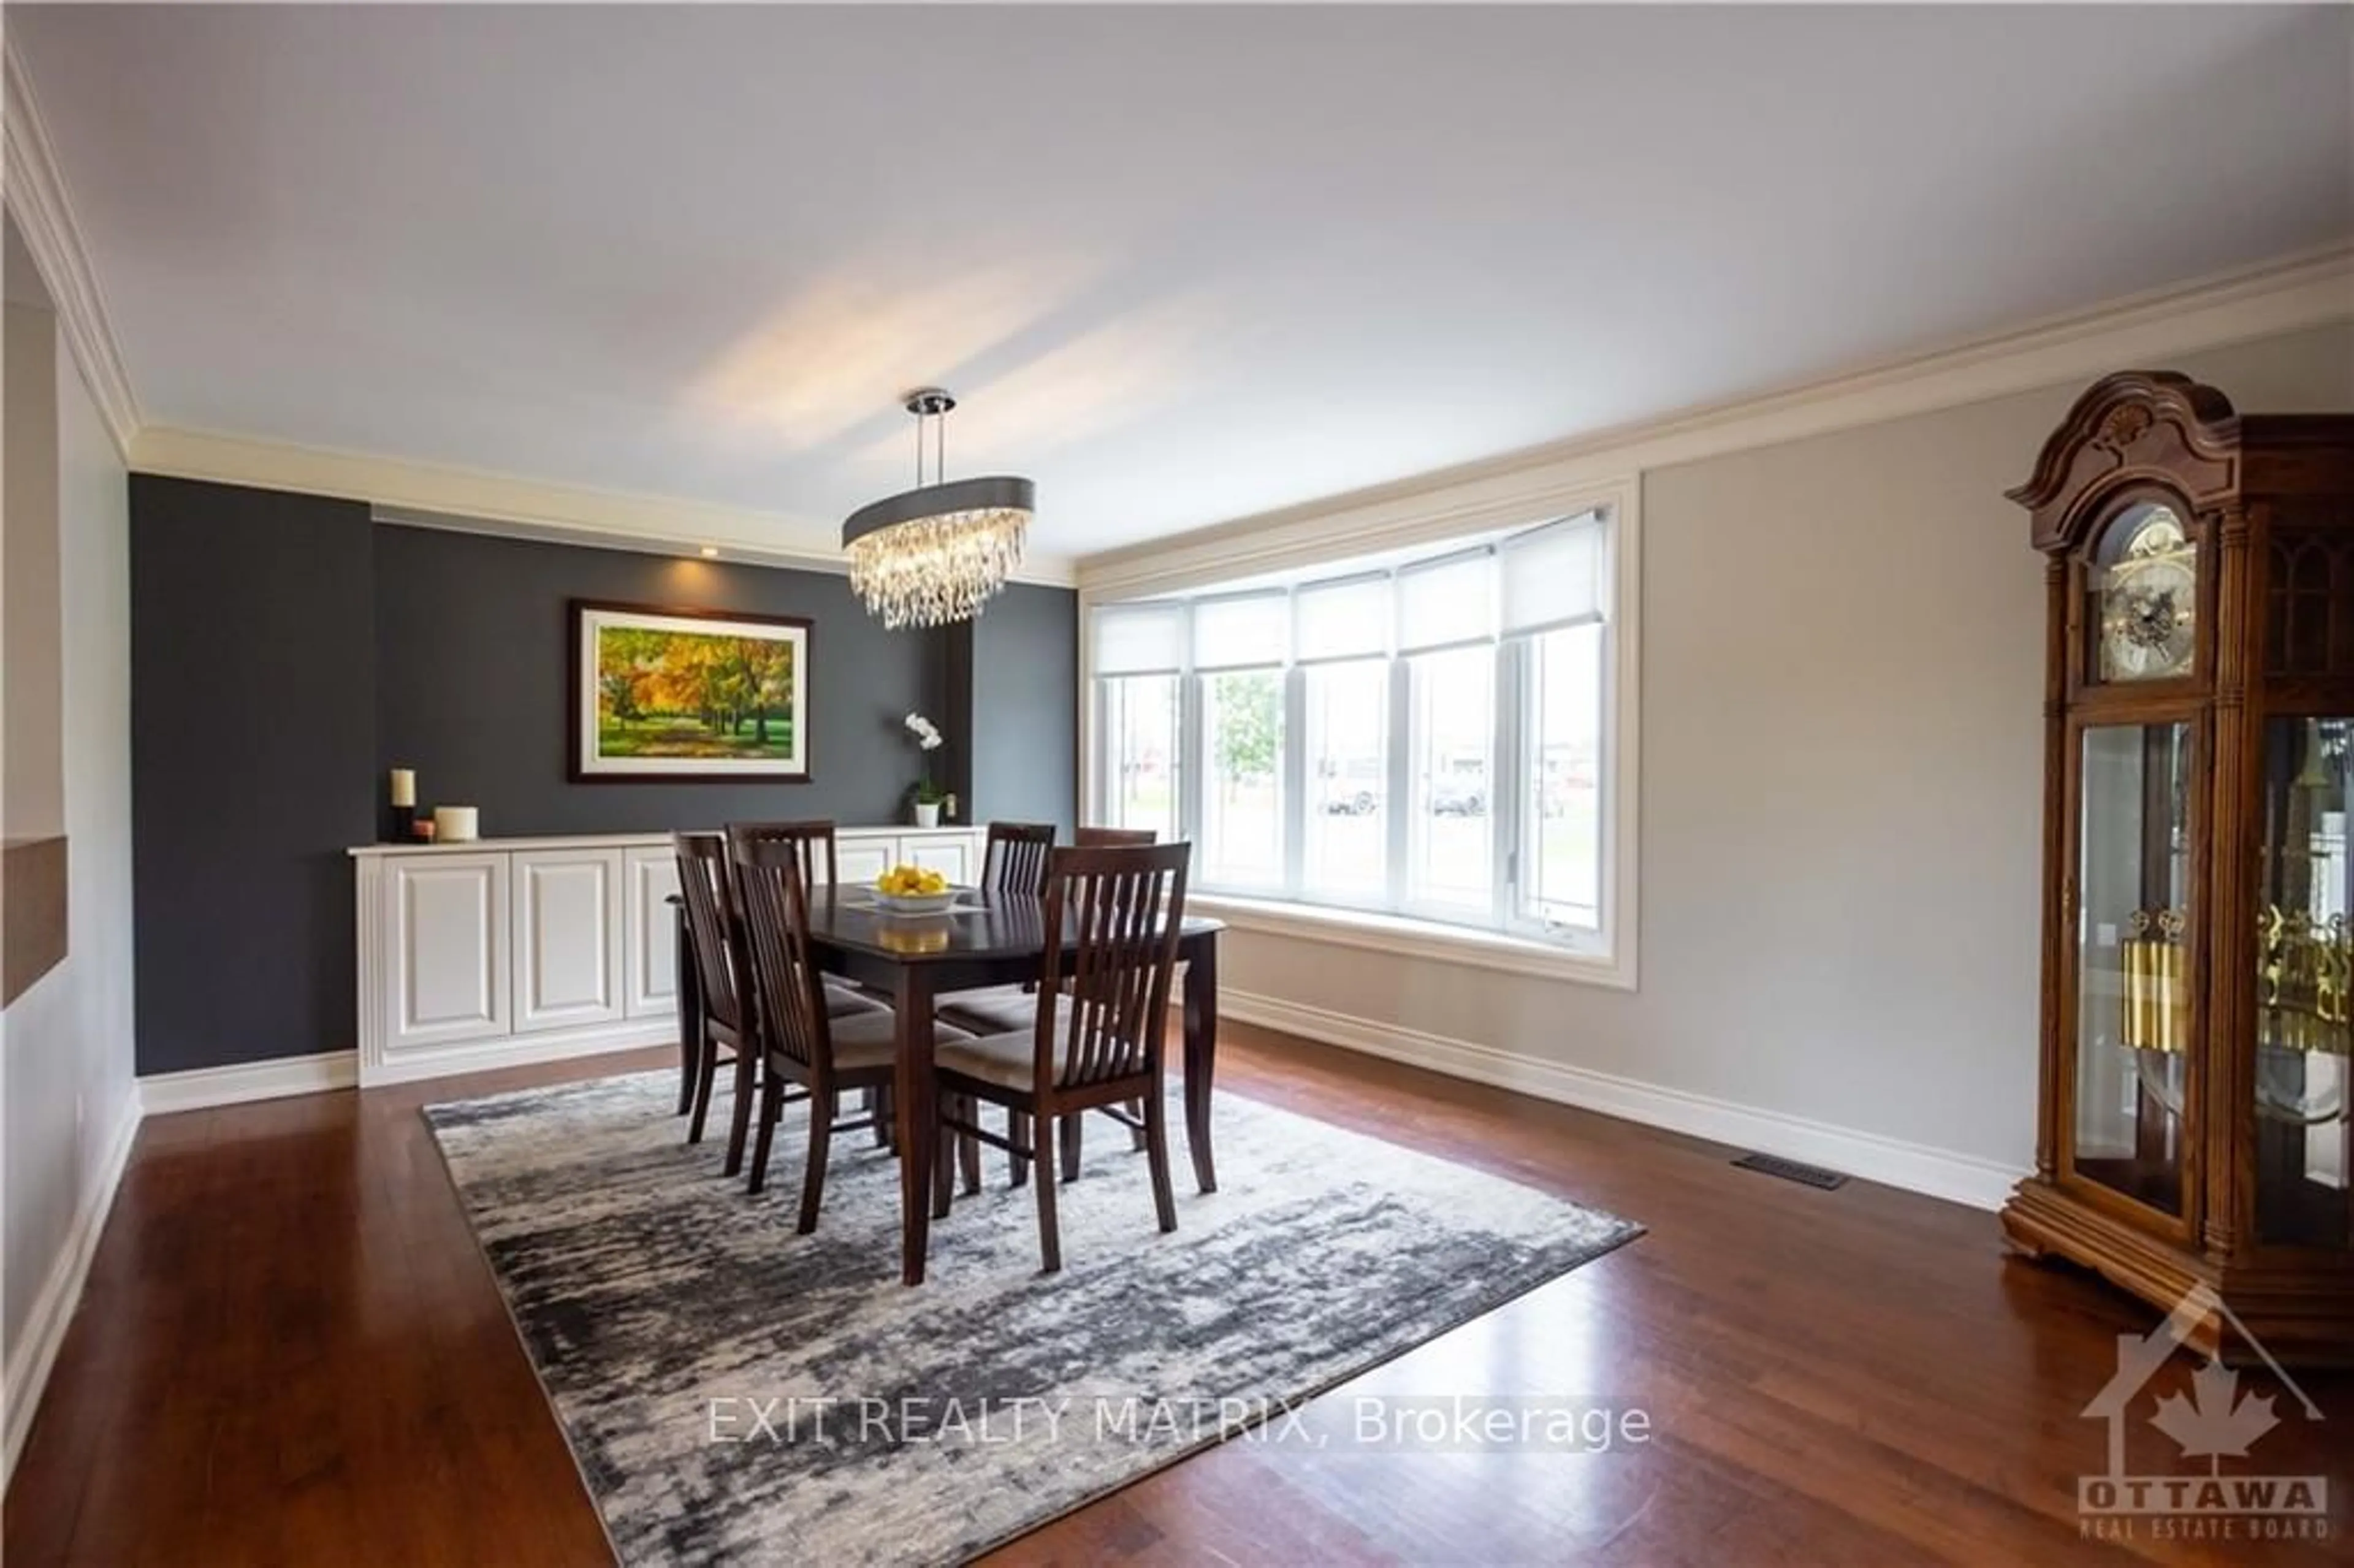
(699, 546, 720, 558)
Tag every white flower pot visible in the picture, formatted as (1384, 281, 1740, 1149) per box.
(913, 801, 942, 829)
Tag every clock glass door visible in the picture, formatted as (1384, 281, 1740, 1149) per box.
(2256, 716, 2352, 1249)
(2073, 721, 2196, 1216)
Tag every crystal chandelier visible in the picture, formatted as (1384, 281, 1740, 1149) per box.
(842, 389, 1032, 629)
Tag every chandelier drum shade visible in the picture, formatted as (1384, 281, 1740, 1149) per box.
(843, 390, 1033, 630)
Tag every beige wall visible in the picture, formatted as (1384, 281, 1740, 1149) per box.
(4, 299, 65, 842)
(1226, 322, 2354, 1176)
(1, 229, 137, 1471)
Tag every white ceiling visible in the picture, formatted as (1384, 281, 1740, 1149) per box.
(14, 4, 2352, 559)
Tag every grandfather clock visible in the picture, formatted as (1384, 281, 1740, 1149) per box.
(2002, 371, 2354, 1366)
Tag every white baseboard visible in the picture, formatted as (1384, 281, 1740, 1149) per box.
(139, 1023, 672, 1108)
(136, 1049, 359, 1115)
(360, 1023, 669, 1088)
(3, 1092, 140, 1483)
(1221, 989, 2025, 1211)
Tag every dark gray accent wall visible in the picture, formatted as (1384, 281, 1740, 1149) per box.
(131, 476, 376, 1075)
(128, 479, 1077, 1074)
(374, 526, 944, 834)
(969, 583, 1078, 833)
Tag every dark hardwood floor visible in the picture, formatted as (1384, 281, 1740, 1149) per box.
(7, 1022, 2346, 1565)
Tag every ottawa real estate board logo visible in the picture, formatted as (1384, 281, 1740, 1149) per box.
(2079, 1284, 2330, 1544)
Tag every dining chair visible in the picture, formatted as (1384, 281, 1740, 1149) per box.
(934, 821, 1059, 1186)
(728, 829, 973, 1230)
(1073, 829, 1161, 1162)
(979, 820, 1058, 897)
(708, 821, 888, 1161)
(932, 841, 1192, 1272)
(938, 822, 1057, 1030)
(672, 832, 757, 1154)
(733, 818, 890, 1008)
(939, 823, 1163, 1181)
(1076, 826, 1157, 848)
(728, 817, 840, 892)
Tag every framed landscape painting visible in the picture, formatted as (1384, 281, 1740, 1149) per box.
(573, 601, 812, 780)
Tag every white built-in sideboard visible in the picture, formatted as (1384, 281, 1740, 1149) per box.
(348, 827, 986, 1086)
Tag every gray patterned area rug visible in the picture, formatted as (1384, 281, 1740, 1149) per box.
(425, 1071, 1640, 1566)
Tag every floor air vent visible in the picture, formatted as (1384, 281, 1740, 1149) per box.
(1732, 1152, 1848, 1190)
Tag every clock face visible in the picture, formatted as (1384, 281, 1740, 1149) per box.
(2095, 506, 2197, 682)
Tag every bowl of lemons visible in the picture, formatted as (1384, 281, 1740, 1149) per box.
(870, 864, 958, 916)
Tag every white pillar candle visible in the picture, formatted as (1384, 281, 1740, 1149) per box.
(389, 768, 416, 808)
(433, 805, 479, 843)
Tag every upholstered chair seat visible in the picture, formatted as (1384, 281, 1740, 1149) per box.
(933, 1029, 1071, 1091)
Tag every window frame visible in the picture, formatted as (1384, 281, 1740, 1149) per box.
(1080, 479, 1640, 993)
(1094, 669, 1185, 844)
(1295, 655, 1393, 911)
(1195, 662, 1289, 891)
(1395, 640, 1504, 926)
(1507, 620, 1612, 942)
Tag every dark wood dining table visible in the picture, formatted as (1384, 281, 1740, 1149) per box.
(790, 888, 1222, 1285)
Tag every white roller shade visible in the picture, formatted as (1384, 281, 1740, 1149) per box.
(1192, 591, 1289, 669)
(1294, 573, 1390, 663)
(1396, 548, 1495, 653)
(1094, 601, 1187, 675)
(1499, 512, 1607, 636)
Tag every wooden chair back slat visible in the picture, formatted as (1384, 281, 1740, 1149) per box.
(728, 818, 839, 891)
(727, 828, 832, 1075)
(1074, 826, 1156, 848)
(672, 831, 748, 1035)
(981, 821, 1057, 896)
(1035, 843, 1189, 1091)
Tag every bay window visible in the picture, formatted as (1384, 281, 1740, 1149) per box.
(1087, 504, 1630, 976)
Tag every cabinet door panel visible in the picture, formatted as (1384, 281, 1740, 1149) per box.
(837, 838, 894, 888)
(625, 847, 681, 1018)
(514, 849, 625, 1033)
(904, 835, 973, 885)
(390, 854, 509, 1049)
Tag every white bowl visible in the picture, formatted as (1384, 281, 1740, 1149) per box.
(872, 889, 958, 916)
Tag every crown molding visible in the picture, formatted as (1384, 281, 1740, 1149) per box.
(3, 35, 140, 459)
(130, 425, 1080, 587)
(1078, 239, 2354, 599)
